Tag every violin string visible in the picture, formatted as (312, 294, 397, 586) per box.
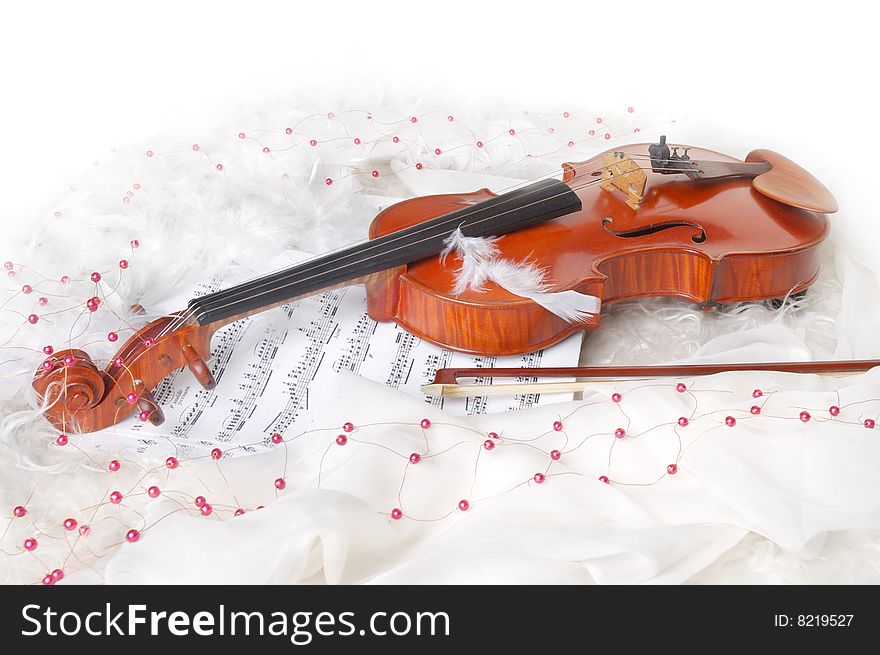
(152, 155, 730, 341)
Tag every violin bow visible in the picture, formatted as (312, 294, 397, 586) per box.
(420, 360, 880, 398)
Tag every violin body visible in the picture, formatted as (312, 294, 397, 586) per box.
(365, 144, 830, 355)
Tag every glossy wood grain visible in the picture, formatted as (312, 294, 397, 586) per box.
(366, 144, 829, 355)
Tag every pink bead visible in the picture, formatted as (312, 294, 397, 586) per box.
(676, 417, 689, 428)
(63, 518, 77, 531)
(335, 434, 347, 446)
(110, 491, 123, 504)
(799, 411, 811, 423)
(392, 136, 400, 143)
(371, 170, 379, 178)
(488, 431, 499, 440)
(271, 432, 283, 444)
(563, 111, 570, 118)
(2, 261, 12, 270)
(596, 117, 603, 124)
(533, 472, 545, 484)
(38, 297, 48, 306)
(132, 184, 141, 191)
(865, 419, 876, 429)
(147, 486, 160, 498)
(56, 434, 68, 446)
(27, 314, 39, 324)
(667, 463, 679, 475)
(262, 146, 270, 153)
(750, 405, 761, 415)
(114, 358, 124, 367)
(108, 332, 119, 342)
(550, 449, 561, 460)
(409, 453, 421, 464)
(194, 496, 206, 508)
(41, 360, 54, 372)
(476, 140, 484, 148)
(108, 459, 121, 472)
(285, 127, 293, 135)
(553, 420, 563, 431)
(457, 499, 470, 511)
(119, 259, 129, 269)
(309, 139, 317, 146)
(61, 275, 70, 284)
(23, 537, 38, 551)
(829, 405, 840, 417)
(131, 239, 141, 249)
(210, 448, 222, 460)
(199, 504, 213, 516)
(483, 439, 495, 451)
(21, 284, 32, 294)
(238, 132, 246, 139)
(146, 150, 154, 158)
(420, 418, 431, 429)
(611, 392, 622, 403)
(125, 529, 140, 543)
(725, 416, 737, 427)
(447, 115, 454, 122)
(604, 133, 611, 140)
(568, 141, 575, 147)
(138, 411, 150, 422)
(143, 337, 155, 347)
(78, 525, 90, 536)
(434, 148, 442, 155)
(508, 129, 516, 136)
(274, 477, 286, 490)
(13, 505, 26, 518)
(86, 298, 98, 312)
(165, 456, 178, 469)
(628, 106, 634, 113)
(614, 428, 625, 439)
(353, 137, 361, 145)
(342, 422, 354, 433)
(52, 569, 64, 582)
(63, 355, 75, 366)
(599, 475, 609, 484)
(7, 270, 15, 278)
(325, 178, 333, 185)
(43, 345, 54, 355)
(753, 389, 763, 398)
(234, 508, 246, 517)
(216, 163, 224, 171)
(42, 574, 55, 586)
(676, 382, 687, 393)
(410, 116, 418, 123)
(415, 163, 423, 170)
(192, 144, 200, 152)
(391, 508, 403, 520)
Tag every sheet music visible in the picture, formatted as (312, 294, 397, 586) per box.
(97, 251, 583, 457)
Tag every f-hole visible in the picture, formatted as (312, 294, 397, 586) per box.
(602, 217, 707, 243)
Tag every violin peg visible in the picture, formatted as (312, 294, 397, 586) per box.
(181, 344, 216, 390)
(135, 388, 165, 426)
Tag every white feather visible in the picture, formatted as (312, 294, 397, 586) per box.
(441, 228, 601, 321)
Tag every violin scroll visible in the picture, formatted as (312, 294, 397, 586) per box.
(32, 313, 215, 433)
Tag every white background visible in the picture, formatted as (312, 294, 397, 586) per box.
(0, 0, 876, 221)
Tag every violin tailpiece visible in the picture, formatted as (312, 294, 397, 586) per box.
(601, 151, 647, 210)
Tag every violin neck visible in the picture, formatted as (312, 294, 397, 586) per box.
(186, 178, 582, 329)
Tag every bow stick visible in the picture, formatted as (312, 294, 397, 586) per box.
(420, 360, 880, 399)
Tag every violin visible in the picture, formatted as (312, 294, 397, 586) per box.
(33, 136, 838, 433)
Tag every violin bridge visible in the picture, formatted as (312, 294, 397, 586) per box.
(601, 151, 647, 210)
